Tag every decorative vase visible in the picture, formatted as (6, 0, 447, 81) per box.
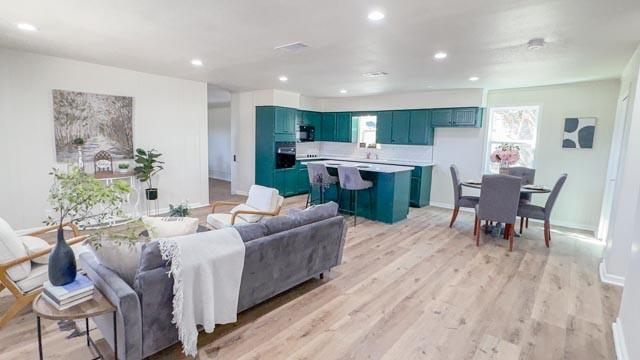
(77, 146, 84, 170)
(48, 226, 77, 286)
(499, 160, 510, 175)
(146, 188, 158, 200)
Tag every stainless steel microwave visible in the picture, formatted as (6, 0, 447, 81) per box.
(298, 125, 315, 142)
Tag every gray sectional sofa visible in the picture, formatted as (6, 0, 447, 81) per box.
(79, 202, 347, 359)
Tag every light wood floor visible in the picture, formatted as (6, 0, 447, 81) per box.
(0, 190, 621, 360)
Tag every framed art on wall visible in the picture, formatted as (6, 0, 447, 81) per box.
(562, 117, 596, 149)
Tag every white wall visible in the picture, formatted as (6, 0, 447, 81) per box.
(207, 105, 231, 180)
(486, 80, 620, 230)
(0, 48, 209, 229)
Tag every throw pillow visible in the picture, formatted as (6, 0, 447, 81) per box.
(21, 236, 51, 264)
(141, 216, 199, 239)
(89, 239, 145, 286)
(0, 217, 31, 281)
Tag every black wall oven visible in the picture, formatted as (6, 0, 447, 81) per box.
(275, 142, 296, 169)
(298, 125, 315, 142)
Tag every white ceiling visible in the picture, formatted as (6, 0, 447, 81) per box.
(1, 0, 639, 97)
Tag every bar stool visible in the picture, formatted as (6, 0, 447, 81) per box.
(337, 166, 374, 226)
(306, 163, 338, 207)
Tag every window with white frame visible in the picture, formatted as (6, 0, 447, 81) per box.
(356, 115, 377, 146)
(486, 106, 540, 173)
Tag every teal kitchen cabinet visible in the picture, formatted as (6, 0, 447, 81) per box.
(255, 106, 276, 187)
(320, 112, 337, 141)
(431, 107, 483, 128)
(335, 112, 356, 142)
(274, 107, 297, 134)
(409, 165, 433, 207)
(301, 111, 322, 130)
(408, 110, 433, 145)
(274, 168, 298, 197)
(274, 169, 286, 195)
(390, 111, 410, 144)
(297, 162, 309, 194)
(376, 111, 393, 144)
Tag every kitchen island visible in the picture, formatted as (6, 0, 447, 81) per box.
(301, 160, 414, 224)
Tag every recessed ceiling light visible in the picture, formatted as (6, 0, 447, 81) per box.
(368, 11, 385, 21)
(279, 75, 288, 82)
(190, 59, 203, 66)
(469, 76, 479, 81)
(16, 22, 38, 32)
(527, 38, 546, 50)
(433, 52, 448, 60)
(340, 89, 348, 94)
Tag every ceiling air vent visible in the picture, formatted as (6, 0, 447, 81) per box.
(362, 71, 388, 78)
(274, 42, 309, 52)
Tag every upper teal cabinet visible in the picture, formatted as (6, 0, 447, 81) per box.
(274, 107, 297, 134)
(408, 110, 433, 145)
(376, 111, 393, 144)
(301, 111, 322, 130)
(390, 111, 410, 144)
(320, 112, 337, 141)
(431, 107, 483, 128)
(335, 112, 356, 142)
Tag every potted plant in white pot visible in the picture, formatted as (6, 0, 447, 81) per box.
(46, 166, 131, 285)
(134, 148, 164, 200)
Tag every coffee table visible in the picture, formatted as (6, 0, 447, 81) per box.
(32, 289, 117, 360)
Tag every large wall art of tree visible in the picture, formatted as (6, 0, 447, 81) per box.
(53, 90, 134, 162)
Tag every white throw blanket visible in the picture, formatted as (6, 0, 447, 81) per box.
(158, 228, 245, 357)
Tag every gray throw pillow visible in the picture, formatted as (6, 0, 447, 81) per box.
(89, 239, 146, 286)
(287, 202, 339, 227)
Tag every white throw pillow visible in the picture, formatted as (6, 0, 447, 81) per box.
(89, 240, 144, 286)
(141, 216, 199, 239)
(0, 217, 31, 281)
(231, 204, 262, 223)
(21, 236, 50, 264)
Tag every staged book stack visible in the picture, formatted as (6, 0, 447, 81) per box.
(42, 274, 95, 310)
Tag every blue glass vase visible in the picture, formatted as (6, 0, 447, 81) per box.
(48, 226, 77, 286)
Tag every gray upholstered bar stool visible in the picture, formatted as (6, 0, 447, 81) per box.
(306, 163, 339, 207)
(337, 166, 374, 226)
(474, 174, 522, 251)
(507, 167, 536, 230)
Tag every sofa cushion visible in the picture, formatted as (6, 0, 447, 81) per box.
(21, 235, 51, 264)
(246, 185, 279, 213)
(141, 216, 199, 239)
(287, 202, 339, 227)
(89, 239, 146, 286)
(260, 215, 297, 235)
(234, 223, 268, 242)
(0, 217, 31, 281)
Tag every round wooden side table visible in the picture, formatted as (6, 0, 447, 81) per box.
(32, 289, 117, 360)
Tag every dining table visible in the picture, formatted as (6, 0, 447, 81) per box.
(460, 180, 551, 237)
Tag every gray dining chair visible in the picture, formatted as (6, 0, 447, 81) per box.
(337, 166, 374, 226)
(474, 174, 522, 251)
(507, 167, 536, 230)
(306, 163, 338, 208)
(517, 174, 568, 247)
(449, 165, 479, 228)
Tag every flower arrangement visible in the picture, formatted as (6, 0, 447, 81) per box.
(490, 144, 521, 166)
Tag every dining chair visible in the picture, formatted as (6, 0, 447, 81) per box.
(306, 163, 339, 207)
(517, 174, 568, 247)
(474, 174, 522, 251)
(507, 167, 536, 230)
(449, 165, 479, 228)
(337, 166, 374, 226)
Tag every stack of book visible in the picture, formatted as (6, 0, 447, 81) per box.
(42, 274, 95, 310)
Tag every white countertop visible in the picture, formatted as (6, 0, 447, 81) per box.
(296, 155, 434, 167)
(300, 159, 414, 173)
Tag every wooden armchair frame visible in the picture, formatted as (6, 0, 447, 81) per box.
(0, 222, 88, 328)
(210, 200, 283, 226)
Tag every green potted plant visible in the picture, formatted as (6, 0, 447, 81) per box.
(118, 162, 130, 173)
(46, 166, 131, 285)
(134, 148, 164, 200)
(169, 201, 190, 217)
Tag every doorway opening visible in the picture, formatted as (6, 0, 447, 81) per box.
(207, 84, 237, 203)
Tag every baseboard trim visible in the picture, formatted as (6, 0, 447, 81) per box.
(428, 202, 597, 232)
(613, 318, 629, 360)
(208, 170, 231, 181)
(599, 260, 625, 287)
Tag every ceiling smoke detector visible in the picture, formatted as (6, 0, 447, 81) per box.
(273, 42, 309, 52)
(362, 71, 388, 78)
(527, 38, 546, 50)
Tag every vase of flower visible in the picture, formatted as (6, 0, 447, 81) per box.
(490, 144, 521, 174)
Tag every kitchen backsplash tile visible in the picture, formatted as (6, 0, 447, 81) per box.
(297, 142, 433, 163)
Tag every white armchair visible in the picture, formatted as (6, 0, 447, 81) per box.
(207, 185, 284, 229)
(0, 217, 89, 327)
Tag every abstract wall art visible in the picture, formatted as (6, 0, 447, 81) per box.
(562, 117, 596, 149)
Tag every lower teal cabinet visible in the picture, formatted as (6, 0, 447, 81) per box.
(409, 166, 433, 207)
(274, 168, 299, 197)
(298, 166, 309, 193)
